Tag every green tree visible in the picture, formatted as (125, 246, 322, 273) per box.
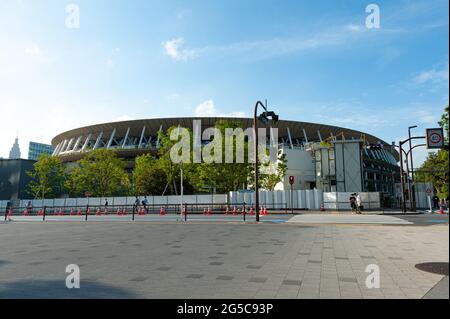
(27, 153, 66, 199)
(416, 106, 449, 199)
(260, 151, 288, 191)
(65, 149, 129, 197)
(132, 154, 167, 195)
(188, 120, 251, 193)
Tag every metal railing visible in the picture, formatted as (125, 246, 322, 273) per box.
(3, 202, 289, 222)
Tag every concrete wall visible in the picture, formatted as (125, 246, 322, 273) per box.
(274, 148, 315, 191)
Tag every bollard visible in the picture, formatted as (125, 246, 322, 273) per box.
(4, 207, 7, 221)
(43, 206, 46, 221)
(243, 203, 246, 222)
(85, 205, 89, 221)
(132, 205, 135, 221)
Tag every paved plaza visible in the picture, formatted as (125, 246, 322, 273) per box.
(0, 214, 448, 299)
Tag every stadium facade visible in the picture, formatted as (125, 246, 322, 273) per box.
(51, 117, 400, 195)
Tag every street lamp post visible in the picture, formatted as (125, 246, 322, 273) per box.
(408, 125, 418, 211)
(253, 100, 278, 222)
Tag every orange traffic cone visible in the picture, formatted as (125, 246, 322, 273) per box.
(160, 206, 166, 215)
(117, 208, 121, 216)
(233, 206, 238, 215)
(249, 207, 255, 215)
(59, 209, 65, 216)
(22, 208, 28, 216)
(122, 208, 127, 215)
(96, 208, 101, 216)
(264, 207, 269, 215)
(225, 206, 230, 215)
(139, 208, 145, 215)
(182, 206, 187, 215)
(439, 206, 445, 214)
(54, 208, 58, 216)
(104, 208, 108, 215)
(207, 207, 212, 215)
(37, 208, 43, 216)
(77, 208, 82, 216)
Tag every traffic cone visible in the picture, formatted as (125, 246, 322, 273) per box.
(138, 208, 145, 215)
(160, 206, 166, 215)
(225, 206, 230, 215)
(264, 207, 269, 215)
(96, 208, 101, 216)
(117, 208, 121, 216)
(77, 208, 82, 216)
(203, 208, 207, 215)
(22, 208, 28, 216)
(86, 207, 90, 215)
(182, 206, 187, 215)
(320, 204, 326, 212)
(54, 208, 58, 216)
(104, 208, 108, 215)
(207, 207, 212, 215)
(249, 207, 255, 215)
(122, 208, 127, 215)
(242, 206, 246, 215)
(59, 209, 65, 216)
(37, 208, 43, 216)
(439, 206, 445, 214)
(7, 208, 12, 217)
(233, 206, 238, 215)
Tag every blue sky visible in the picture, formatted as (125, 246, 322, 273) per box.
(0, 0, 448, 165)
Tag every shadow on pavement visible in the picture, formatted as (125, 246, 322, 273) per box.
(0, 279, 139, 299)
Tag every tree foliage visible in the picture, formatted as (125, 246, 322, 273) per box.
(65, 149, 129, 198)
(132, 154, 167, 195)
(416, 106, 449, 199)
(27, 154, 66, 199)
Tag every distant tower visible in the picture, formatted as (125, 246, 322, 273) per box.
(9, 136, 21, 159)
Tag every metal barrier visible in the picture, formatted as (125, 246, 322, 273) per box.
(3, 202, 289, 222)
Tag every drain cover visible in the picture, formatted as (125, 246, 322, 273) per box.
(415, 262, 449, 276)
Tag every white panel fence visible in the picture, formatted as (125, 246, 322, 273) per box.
(1, 188, 435, 211)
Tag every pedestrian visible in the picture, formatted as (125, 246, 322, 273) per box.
(133, 196, 140, 213)
(104, 198, 109, 213)
(26, 200, 33, 214)
(356, 193, 363, 214)
(349, 193, 357, 213)
(432, 195, 440, 210)
(142, 196, 148, 213)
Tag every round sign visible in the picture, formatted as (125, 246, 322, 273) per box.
(429, 133, 442, 144)
(426, 188, 432, 195)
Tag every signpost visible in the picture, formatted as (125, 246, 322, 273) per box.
(426, 188, 433, 213)
(426, 128, 444, 149)
(289, 176, 294, 214)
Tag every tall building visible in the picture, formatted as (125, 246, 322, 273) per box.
(28, 142, 54, 160)
(9, 137, 21, 159)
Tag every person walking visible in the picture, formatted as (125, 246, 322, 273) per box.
(349, 193, 357, 213)
(133, 196, 140, 214)
(356, 193, 363, 214)
(26, 200, 33, 215)
(104, 198, 109, 213)
(432, 195, 440, 210)
(142, 196, 149, 213)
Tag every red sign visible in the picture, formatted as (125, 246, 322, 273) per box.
(84, 191, 92, 197)
(426, 188, 432, 195)
(289, 176, 294, 185)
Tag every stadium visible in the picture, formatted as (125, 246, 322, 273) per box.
(51, 117, 400, 194)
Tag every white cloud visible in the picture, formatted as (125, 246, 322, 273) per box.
(163, 38, 196, 61)
(413, 63, 449, 84)
(194, 100, 246, 117)
(346, 24, 362, 32)
(25, 44, 41, 56)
